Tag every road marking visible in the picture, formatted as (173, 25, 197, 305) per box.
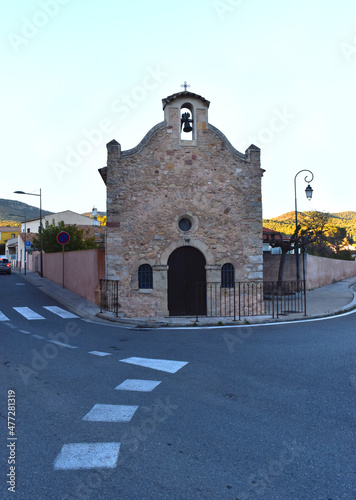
(15, 283, 25, 286)
(13, 307, 45, 320)
(19, 330, 31, 334)
(4, 323, 16, 329)
(0, 311, 10, 321)
(43, 306, 79, 319)
(89, 351, 112, 357)
(115, 379, 161, 392)
(53, 442, 121, 470)
(155, 308, 356, 331)
(119, 357, 188, 373)
(48, 340, 78, 349)
(32, 334, 45, 340)
(82, 404, 138, 422)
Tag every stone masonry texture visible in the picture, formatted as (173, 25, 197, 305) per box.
(99, 91, 264, 317)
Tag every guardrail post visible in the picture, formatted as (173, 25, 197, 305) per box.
(238, 282, 241, 320)
(195, 283, 199, 323)
(115, 281, 118, 317)
(100, 279, 104, 313)
(276, 286, 279, 318)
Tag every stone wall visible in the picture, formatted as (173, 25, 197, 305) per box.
(101, 92, 264, 317)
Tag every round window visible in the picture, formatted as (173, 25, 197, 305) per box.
(178, 218, 192, 232)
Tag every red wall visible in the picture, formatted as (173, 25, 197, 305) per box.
(42, 249, 105, 304)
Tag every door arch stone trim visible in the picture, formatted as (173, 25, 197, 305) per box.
(161, 237, 214, 266)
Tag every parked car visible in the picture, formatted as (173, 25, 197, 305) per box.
(0, 257, 11, 274)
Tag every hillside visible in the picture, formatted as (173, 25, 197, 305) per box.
(0, 198, 53, 225)
(0, 199, 107, 226)
(264, 211, 356, 237)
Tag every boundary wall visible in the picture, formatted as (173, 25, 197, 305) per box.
(27, 249, 105, 304)
(264, 254, 356, 289)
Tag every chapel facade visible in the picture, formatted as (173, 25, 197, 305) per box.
(99, 90, 264, 318)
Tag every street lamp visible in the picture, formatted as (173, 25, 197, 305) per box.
(8, 212, 27, 275)
(294, 170, 314, 283)
(14, 189, 43, 277)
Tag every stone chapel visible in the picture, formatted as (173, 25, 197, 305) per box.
(99, 90, 264, 318)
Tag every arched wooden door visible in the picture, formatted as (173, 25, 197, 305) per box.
(168, 246, 206, 316)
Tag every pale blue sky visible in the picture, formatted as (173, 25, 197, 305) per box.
(2, 0, 355, 218)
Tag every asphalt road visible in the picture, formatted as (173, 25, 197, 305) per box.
(0, 272, 355, 500)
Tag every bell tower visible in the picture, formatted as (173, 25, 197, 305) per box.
(162, 86, 210, 146)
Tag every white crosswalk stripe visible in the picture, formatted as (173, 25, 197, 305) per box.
(0, 306, 79, 321)
(13, 307, 45, 320)
(43, 306, 79, 319)
(0, 311, 10, 321)
(53, 356, 188, 472)
(119, 357, 189, 373)
(115, 379, 161, 392)
(82, 404, 138, 422)
(53, 442, 121, 470)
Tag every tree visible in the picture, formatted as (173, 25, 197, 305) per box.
(299, 211, 333, 258)
(32, 221, 99, 254)
(301, 212, 353, 260)
(266, 211, 354, 284)
(324, 226, 353, 260)
(265, 227, 300, 286)
(266, 221, 327, 286)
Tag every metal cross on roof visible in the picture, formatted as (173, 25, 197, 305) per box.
(181, 81, 190, 91)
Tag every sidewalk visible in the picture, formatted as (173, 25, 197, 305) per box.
(15, 270, 101, 322)
(15, 270, 356, 327)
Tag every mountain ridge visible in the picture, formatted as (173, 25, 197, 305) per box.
(0, 198, 53, 224)
(0, 199, 106, 225)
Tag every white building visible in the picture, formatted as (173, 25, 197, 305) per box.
(21, 210, 94, 233)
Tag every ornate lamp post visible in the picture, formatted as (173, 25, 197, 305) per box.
(294, 170, 314, 282)
(14, 189, 43, 277)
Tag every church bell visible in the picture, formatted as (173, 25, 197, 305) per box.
(181, 112, 193, 133)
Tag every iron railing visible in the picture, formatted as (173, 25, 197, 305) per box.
(195, 280, 306, 321)
(99, 279, 306, 320)
(100, 279, 119, 316)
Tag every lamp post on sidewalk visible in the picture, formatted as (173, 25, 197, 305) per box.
(294, 170, 314, 283)
(8, 212, 27, 275)
(14, 189, 43, 277)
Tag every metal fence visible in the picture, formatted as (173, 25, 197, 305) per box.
(195, 280, 306, 320)
(100, 279, 120, 316)
(99, 279, 306, 320)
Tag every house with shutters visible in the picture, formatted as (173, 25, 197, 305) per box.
(99, 89, 264, 318)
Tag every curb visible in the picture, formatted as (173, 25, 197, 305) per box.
(13, 271, 356, 329)
(96, 280, 356, 328)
